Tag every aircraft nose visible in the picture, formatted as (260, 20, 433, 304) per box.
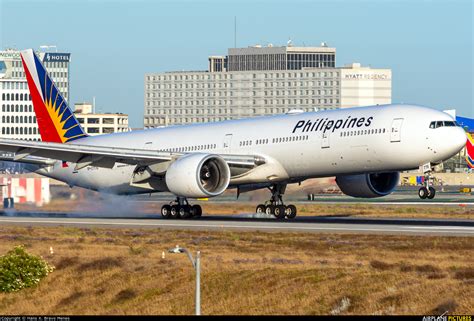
(452, 127, 467, 153)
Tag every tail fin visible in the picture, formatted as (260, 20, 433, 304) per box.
(20, 49, 87, 143)
(466, 133, 474, 169)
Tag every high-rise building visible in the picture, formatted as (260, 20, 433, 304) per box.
(0, 48, 71, 140)
(144, 44, 391, 128)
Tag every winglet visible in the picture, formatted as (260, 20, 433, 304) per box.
(20, 49, 87, 143)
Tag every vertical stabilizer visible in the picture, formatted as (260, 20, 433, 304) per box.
(466, 133, 474, 169)
(20, 49, 87, 143)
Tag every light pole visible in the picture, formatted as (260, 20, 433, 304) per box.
(168, 245, 201, 315)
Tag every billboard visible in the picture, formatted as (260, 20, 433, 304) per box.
(42, 53, 70, 63)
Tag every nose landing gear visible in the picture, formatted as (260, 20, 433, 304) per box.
(418, 163, 436, 199)
(161, 197, 202, 219)
(255, 184, 298, 219)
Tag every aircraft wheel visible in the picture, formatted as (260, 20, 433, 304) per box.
(170, 205, 180, 219)
(179, 205, 191, 219)
(161, 205, 171, 219)
(192, 205, 202, 218)
(265, 205, 274, 215)
(418, 187, 428, 199)
(427, 187, 436, 199)
(256, 204, 266, 214)
(285, 205, 297, 219)
(274, 205, 286, 219)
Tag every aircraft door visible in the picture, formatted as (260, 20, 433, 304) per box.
(321, 131, 330, 148)
(390, 118, 404, 143)
(223, 134, 233, 153)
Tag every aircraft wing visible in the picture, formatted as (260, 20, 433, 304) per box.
(0, 138, 263, 171)
(0, 152, 56, 166)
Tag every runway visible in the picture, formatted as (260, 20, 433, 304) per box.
(0, 212, 473, 236)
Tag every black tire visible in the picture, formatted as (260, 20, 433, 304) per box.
(274, 205, 286, 219)
(285, 205, 297, 219)
(170, 205, 180, 219)
(161, 205, 171, 219)
(427, 187, 436, 199)
(179, 205, 191, 219)
(265, 205, 274, 215)
(192, 205, 202, 218)
(256, 204, 266, 214)
(418, 187, 428, 199)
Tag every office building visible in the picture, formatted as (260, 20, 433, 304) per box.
(74, 102, 130, 135)
(144, 43, 391, 127)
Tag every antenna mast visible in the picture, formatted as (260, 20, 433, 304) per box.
(234, 16, 237, 48)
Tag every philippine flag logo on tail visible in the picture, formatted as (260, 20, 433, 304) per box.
(20, 49, 87, 143)
(466, 133, 474, 169)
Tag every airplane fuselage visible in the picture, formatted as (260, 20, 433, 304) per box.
(34, 104, 466, 195)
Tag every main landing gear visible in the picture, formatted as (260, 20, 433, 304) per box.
(161, 197, 202, 219)
(255, 184, 297, 219)
(418, 164, 436, 199)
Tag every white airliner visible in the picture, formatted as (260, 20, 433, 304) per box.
(0, 49, 467, 219)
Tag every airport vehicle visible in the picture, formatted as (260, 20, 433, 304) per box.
(0, 49, 467, 219)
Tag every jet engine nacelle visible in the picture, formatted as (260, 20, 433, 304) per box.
(165, 153, 231, 198)
(335, 172, 400, 198)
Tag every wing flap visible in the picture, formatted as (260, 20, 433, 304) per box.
(0, 152, 55, 166)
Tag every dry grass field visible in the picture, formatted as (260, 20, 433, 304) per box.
(0, 225, 472, 315)
(14, 199, 474, 220)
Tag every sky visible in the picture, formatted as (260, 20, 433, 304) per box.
(0, 0, 472, 128)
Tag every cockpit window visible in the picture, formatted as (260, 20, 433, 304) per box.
(429, 121, 458, 128)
